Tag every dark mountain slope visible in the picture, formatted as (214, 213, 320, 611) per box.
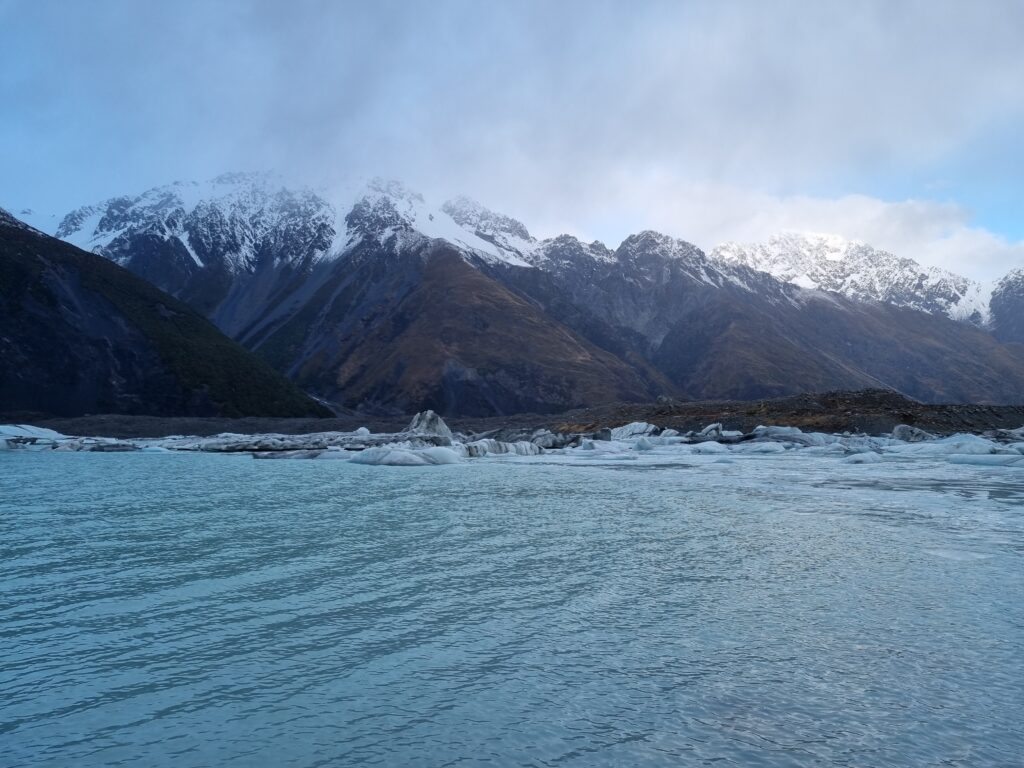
(991, 269, 1024, 346)
(489, 234, 1024, 404)
(653, 292, 1024, 403)
(0, 209, 328, 417)
(35, 179, 1024, 412)
(252, 243, 668, 416)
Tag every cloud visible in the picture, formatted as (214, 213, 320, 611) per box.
(1, 0, 1022, 279)
(543, 176, 1024, 281)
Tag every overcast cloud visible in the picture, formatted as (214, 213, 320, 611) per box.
(1, 0, 1022, 279)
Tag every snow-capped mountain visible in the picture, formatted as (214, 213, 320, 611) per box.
(51, 173, 547, 273)
(15, 176, 1024, 414)
(712, 232, 992, 324)
(440, 196, 540, 264)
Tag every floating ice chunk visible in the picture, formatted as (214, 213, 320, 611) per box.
(751, 425, 836, 447)
(999, 426, 1024, 441)
(947, 454, 1024, 467)
(0, 424, 65, 440)
(844, 452, 883, 464)
(316, 447, 355, 460)
(529, 430, 575, 449)
(355, 427, 371, 436)
(733, 442, 787, 454)
(404, 410, 454, 444)
(463, 439, 542, 457)
(699, 423, 723, 437)
(691, 441, 728, 454)
(887, 434, 1003, 456)
(253, 449, 324, 460)
(0, 424, 66, 450)
(610, 422, 658, 440)
(349, 446, 462, 466)
(891, 424, 935, 442)
(634, 437, 656, 452)
(753, 425, 804, 439)
(660, 428, 680, 438)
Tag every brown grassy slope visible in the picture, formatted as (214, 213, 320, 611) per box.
(317, 247, 671, 415)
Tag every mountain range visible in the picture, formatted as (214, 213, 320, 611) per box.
(7, 172, 1024, 416)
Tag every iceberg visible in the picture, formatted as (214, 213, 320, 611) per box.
(884, 434, 1005, 457)
(691, 441, 729, 454)
(7, 410, 1024, 471)
(349, 446, 463, 466)
(404, 410, 454, 444)
(610, 422, 658, 439)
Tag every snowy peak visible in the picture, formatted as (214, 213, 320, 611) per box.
(339, 180, 535, 265)
(712, 232, 991, 323)
(441, 196, 539, 264)
(31, 176, 1019, 330)
(42, 173, 551, 278)
(52, 173, 337, 272)
(535, 234, 614, 269)
(995, 266, 1024, 294)
(442, 196, 532, 242)
(617, 230, 704, 262)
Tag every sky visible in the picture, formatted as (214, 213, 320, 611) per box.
(1, 0, 1022, 280)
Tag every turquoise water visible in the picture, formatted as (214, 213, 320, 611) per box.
(2, 451, 1022, 766)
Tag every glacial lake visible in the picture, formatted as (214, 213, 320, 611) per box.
(2, 450, 1022, 766)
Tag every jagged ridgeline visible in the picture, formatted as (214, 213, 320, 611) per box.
(15, 173, 1024, 416)
(0, 208, 329, 417)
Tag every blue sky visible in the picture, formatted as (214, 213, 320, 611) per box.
(1, 0, 1022, 279)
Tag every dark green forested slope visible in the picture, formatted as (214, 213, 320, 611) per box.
(0, 209, 328, 418)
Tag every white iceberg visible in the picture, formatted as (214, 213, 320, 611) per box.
(844, 452, 884, 464)
(610, 422, 658, 439)
(349, 446, 463, 466)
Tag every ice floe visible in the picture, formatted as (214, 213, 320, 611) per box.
(4, 415, 1024, 470)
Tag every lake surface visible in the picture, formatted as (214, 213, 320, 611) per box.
(2, 451, 1022, 766)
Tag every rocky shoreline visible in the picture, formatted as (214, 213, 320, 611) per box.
(10, 389, 1024, 441)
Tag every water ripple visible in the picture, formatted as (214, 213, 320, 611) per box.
(1, 452, 1022, 766)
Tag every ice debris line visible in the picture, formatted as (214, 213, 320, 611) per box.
(3, 413, 1024, 468)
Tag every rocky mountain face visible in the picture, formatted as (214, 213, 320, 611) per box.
(489, 231, 1024, 404)
(991, 268, 1024, 345)
(712, 232, 992, 323)
(28, 177, 1024, 414)
(0, 208, 328, 418)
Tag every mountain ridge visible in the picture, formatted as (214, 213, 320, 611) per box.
(12, 178, 1024, 414)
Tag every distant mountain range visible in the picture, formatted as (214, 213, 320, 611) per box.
(8, 172, 1024, 416)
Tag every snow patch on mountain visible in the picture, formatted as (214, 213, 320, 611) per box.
(348, 181, 532, 266)
(34, 176, 1019, 326)
(712, 232, 993, 323)
(442, 196, 541, 265)
(50, 174, 540, 273)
